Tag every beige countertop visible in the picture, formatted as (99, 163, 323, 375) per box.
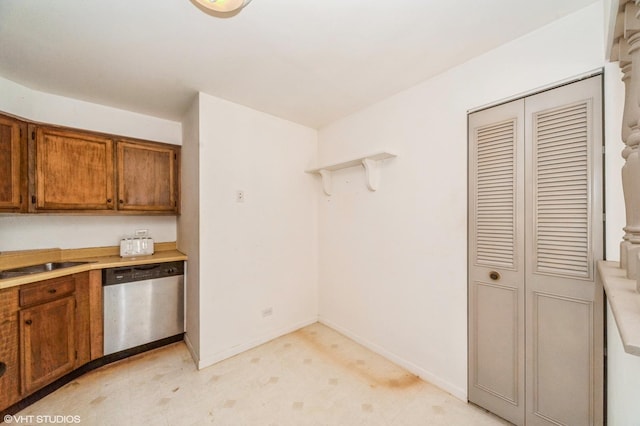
(0, 242, 187, 290)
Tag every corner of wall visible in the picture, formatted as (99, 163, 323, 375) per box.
(178, 94, 202, 358)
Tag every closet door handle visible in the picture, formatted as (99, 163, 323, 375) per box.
(489, 271, 501, 281)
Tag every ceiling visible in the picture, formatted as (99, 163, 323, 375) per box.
(0, 0, 599, 129)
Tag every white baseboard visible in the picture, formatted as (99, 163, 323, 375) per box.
(197, 317, 318, 370)
(318, 316, 467, 402)
(183, 333, 200, 366)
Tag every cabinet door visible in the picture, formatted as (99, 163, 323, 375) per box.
(468, 75, 603, 426)
(468, 99, 526, 426)
(0, 289, 20, 411)
(0, 115, 24, 210)
(117, 140, 179, 212)
(35, 128, 115, 210)
(20, 296, 76, 394)
(524, 76, 603, 426)
(73, 272, 92, 367)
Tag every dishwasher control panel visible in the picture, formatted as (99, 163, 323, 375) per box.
(103, 261, 184, 285)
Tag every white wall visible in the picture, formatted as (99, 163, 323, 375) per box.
(317, 2, 606, 400)
(177, 96, 201, 358)
(0, 77, 181, 144)
(0, 215, 177, 251)
(605, 62, 627, 261)
(195, 92, 318, 367)
(0, 77, 181, 252)
(607, 301, 640, 424)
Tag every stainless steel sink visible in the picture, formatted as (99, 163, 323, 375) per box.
(0, 261, 93, 279)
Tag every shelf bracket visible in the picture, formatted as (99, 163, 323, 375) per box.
(319, 169, 332, 196)
(362, 158, 381, 191)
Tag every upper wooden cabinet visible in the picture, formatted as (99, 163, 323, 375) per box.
(0, 111, 181, 215)
(34, 127, 115, 211)
(0, 115, 27, 212)
(116, 140, 179, 213)
(20, 123, 180, 215)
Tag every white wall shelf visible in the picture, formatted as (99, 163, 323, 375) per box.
(305, 152, 396, 195)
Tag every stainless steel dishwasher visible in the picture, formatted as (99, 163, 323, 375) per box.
(102, 261, 184, 355)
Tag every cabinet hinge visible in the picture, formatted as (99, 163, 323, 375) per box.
(20, 128, 22, 137)
(31, 195, 36, 204)
(20, 194, 22, 204)
(174, 201, 177, 207)
(31, 131, 35, 140)
(75, 350, 78, 360)
(174, 153, 177, 160)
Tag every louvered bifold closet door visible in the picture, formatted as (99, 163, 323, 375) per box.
(524, 75, 603, 426)
(468, 99, 525, 426)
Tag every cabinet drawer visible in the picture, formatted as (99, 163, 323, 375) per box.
(20, 276, 75, 307)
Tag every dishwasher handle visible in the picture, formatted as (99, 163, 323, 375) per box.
(102, 261, 184, 286)
(133, 264, 161, 271)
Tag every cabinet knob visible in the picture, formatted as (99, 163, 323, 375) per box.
(25, 319, 32, 325)
(0, 362, 6, 377)
(489, 271, 501, 281)
(48, 288, 57, 294)
(107, 198, 112, 203)
(119, 199, 124, 204)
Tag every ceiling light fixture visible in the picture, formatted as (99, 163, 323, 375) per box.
(193, 0, 252, 13)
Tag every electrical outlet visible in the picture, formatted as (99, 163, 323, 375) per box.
(262, 307, 273, 318)
(236, 190, 245, 203)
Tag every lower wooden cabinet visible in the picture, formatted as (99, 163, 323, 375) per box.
(20, 296, 75, 394)
(0, 288, 20, 410)
(0, 270, 102, 412)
